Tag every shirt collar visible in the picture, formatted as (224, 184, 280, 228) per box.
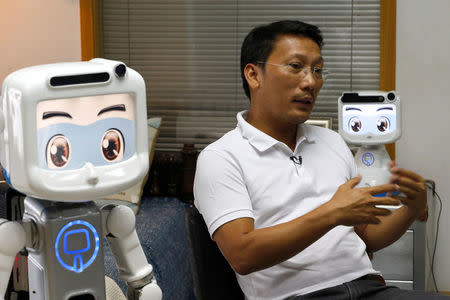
(237, 110, 315, 153)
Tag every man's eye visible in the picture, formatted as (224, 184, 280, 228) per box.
(313, 68, 323, 74)
(288, 63, 304, 70)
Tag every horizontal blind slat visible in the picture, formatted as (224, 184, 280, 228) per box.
(102, 0, 380, 150)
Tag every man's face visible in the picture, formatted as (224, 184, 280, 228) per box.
(256, 34, 324, 125)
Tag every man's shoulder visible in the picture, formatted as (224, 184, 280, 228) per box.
(304, 123, 341, 140)
(202, 127, 245, 153)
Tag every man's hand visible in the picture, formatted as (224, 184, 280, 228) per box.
(325, 176, 401, 227)
(389, 161, 427, 220)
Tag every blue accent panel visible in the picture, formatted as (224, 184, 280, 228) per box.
(374, 193, 387, 198)
(1, 166, 11, 186)
(55, 220, 100, 273)
(37, 118, 136, 170)
(373, 191, 401, 198)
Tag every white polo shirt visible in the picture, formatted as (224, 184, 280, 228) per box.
(194, 111, 378, 300)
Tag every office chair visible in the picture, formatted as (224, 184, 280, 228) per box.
(184, 206, 244, 300)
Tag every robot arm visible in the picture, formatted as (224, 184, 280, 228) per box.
(104, 205, 162, 300)
(0, 219, 26, 300)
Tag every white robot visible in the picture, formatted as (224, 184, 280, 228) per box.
(0, 59, 162, 300)
(338, 91, 401, 192)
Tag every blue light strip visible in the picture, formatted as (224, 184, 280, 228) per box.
(55, 220, 100, 273)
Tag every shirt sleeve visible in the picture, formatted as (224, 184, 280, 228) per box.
(193, 149, 254, 237)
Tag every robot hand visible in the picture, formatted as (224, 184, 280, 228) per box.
(0, 219, 26, 300)
(127, 280, 162, 300)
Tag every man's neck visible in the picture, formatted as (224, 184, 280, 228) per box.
(246, 111, 298, 151)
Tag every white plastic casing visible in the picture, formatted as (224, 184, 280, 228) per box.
(338, 90, 401, 145)
(0, 58, 149, 201)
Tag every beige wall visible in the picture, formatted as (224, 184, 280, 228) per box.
(0, 1, 81, 84)
(397, 0, 450, 292)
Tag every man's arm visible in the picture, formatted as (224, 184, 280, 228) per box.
(355, 162, 427, 252)
(213, 177, 400, 275)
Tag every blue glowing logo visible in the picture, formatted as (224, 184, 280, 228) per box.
(55, 220, 100, 273)
(362, 152, 375, 166)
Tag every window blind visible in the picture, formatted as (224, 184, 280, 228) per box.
(102, 0, 380, 151)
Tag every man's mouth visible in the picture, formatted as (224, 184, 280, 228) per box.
(293, 98, 313, 105)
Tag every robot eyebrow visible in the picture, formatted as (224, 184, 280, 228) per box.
(42, 111, 73, 120)
(345, 107, 362, 111)
(376, 107, 393, 111)
(97, 104, 126, 116)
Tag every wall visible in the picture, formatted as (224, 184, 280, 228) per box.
(396, 0, 450, 291)
(0, 1, 81, 84)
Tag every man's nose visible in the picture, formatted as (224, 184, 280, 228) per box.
(300, 68, 317, 90)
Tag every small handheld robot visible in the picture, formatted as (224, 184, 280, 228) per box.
(338, 91, 401, 190)
(0, 59, 162, 300)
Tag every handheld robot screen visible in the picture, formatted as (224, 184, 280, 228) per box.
(341, 103, 397, 137)
(339, 91, 401, 146)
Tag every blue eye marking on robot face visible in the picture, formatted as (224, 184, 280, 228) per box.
(55, 220, 100, 273)
(342, 104, 397, 135)
(362, 152, 375, 166)
(37, 118, 135, 170)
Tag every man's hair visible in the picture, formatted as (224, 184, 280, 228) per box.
(240, 20, 323, 99)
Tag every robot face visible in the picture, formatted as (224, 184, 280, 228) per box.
(342, 103, 397, 135)
(1, 59, 149, 200)
(36, 94, 136, 170)
(338, 91, 401, 145)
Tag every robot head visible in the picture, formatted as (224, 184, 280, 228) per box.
(0, 59, 149, 201)
(338, 91, 401, 145)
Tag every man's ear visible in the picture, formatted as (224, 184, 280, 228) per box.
(244, 63, 261, 91)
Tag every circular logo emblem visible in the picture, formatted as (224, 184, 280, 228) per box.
(362, 152, 375, 166)
(55, 220, 100, 273)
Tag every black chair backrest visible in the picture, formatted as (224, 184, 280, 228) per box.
(184, 206, 244, 300)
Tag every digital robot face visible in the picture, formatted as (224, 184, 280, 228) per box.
(338, 91, 401, 145)
(0, 59, 149, 201)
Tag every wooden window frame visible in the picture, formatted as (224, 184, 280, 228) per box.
(80, 0, 396, 158)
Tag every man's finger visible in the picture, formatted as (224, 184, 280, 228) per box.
(369, 196, 401, 206)
(391, 176, 426, 193)
(364, 183, 399, 196)
(390, 167, 425, 183)
(396, 185, 418, 199)
(372, 207, 393, 216)
(346, 175, 362, 188)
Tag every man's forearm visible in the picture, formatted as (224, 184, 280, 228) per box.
(215, 203, 337, 275)
(357, 205, 417, 252)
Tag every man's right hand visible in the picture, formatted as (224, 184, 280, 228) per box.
(325, 176, 401, 226)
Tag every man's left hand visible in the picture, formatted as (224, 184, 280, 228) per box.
(389, 161, 428, 221)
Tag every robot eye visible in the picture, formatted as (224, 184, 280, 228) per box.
(101, 129, 124, 162)
(348, 117, 362, 132)
(377, 117, 390, 132)
(46, 135, 70, 169)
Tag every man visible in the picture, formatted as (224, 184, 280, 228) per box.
(194, 20, 445, 299)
